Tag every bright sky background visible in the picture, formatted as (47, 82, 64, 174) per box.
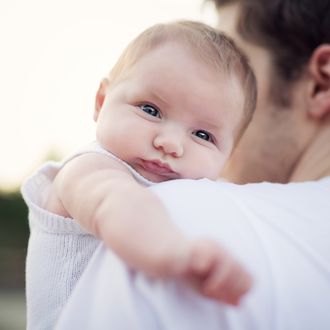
(0, 0, 217, 190)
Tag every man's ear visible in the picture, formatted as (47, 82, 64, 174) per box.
(308, 44, 330, 119)
(94, 78, 110, 121)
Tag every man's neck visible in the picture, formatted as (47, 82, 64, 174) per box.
(290, 123, 330, 181)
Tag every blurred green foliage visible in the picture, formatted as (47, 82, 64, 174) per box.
(0, 189, 29, 289)
(0, 190, 29, 247)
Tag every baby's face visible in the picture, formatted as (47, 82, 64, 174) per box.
(94, 42, 245, 182)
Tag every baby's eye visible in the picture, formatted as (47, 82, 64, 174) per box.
(139, 104, 161, 118)
(193, 130, 215, 143)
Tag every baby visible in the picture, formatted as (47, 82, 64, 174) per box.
(30, 21, 257, 310)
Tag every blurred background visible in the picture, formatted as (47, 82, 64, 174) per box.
(0, 0, 216, 328)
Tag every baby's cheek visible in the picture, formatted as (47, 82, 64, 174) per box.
(203, 158, 225, 180)
(191, 163, 219, 180)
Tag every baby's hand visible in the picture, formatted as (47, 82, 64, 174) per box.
(176, 239, 253, 306)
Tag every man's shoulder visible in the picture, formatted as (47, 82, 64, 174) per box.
(149, 177, 330, 252)
(150, 177, 330, 210)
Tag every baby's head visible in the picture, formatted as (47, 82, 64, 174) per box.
(94, 21, 256, 182)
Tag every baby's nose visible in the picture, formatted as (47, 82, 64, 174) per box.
(153, 130, 184, 157)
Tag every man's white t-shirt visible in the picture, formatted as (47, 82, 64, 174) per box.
(55, 177, 330, 330)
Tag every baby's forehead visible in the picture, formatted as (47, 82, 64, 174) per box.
(137, 40, 240, 78)
(111, 31, 235, 81)
(133, 66, 244, 123)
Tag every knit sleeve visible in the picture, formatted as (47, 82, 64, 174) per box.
(21, 161, 100, 330)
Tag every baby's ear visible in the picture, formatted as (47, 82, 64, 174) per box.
(94, 78, 110, 121)
(308, 44, 330, 119)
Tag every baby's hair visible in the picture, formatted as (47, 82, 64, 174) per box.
(109, 20, 257, 140)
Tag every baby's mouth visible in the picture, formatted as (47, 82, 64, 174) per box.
(140, 159, 175, 175)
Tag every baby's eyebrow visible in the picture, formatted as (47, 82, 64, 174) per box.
(148, 91, 170, 108)
(195, 119, 222, 132)
(128, 85, 169, 107)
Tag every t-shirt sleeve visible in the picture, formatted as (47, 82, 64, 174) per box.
(56, 178, 275, 330)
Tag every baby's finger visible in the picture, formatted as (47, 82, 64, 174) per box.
(220, 270, 253, 305)
(201, 258, 235, 300)
(189, 239, 222, 275)
(202, 261, 252, 305)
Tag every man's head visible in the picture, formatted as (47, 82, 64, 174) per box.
(208, 0, 330, 183)
(210, 0, 330, 104)
(94, 21, 257, 182)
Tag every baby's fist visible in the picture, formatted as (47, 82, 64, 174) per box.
(186, 239, 253, 306)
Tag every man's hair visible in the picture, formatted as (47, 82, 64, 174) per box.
(109, 20, 257, 138)
(208, 0, 330, 101)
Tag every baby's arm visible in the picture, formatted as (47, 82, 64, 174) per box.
(52, 153, 187, 276)
(52, 153, 252, 304)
